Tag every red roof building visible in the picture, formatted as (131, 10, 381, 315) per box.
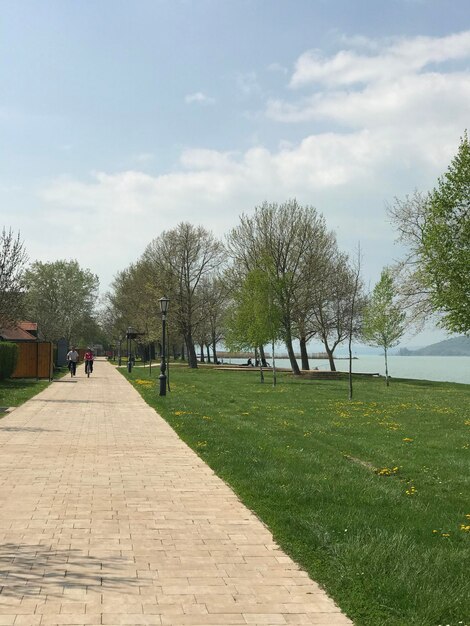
(0, 321, 38, 341)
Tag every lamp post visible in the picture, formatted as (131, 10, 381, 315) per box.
(127, 327, 136, 373)
(159, 296, 170, 396)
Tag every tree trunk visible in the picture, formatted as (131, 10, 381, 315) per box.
(299, 336, 309, 371)
(259, 345, 268, 367)
(272, 338, 277, 387)
(206, 345, 211, 363)
(348, 335, 353, 400)
(384, 347, 389, 386)
(186, 335, 198, 368)
(211, 333, 218, 364)
(285, 334, 300, 375)
(324, 343, 336, 371)
(199, 344, 205, 363)
(180, 342, 185, 361)
(254, 347, 264, 383)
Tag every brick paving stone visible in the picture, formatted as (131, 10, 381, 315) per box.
(40, 616, 102, 625)
(14, 617, 42, 626)
(0, 359, 353, 626)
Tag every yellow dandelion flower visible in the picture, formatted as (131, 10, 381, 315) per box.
(376, 467, 399, 476)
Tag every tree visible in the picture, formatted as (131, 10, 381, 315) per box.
(104, 266, 139, 343)
(389, 132, 470, 334)
(346, 245, 364, 400)
(0, 228, 28, 327)
(225, 268, 283, 384)
(106, 260, 163, 356)
(420, 131, 470, 334)
(143, 223, 225, 368)
(362, 268, 407, 386)
(199, 275, 230, 365)
(310, 250, 364, 372)
(227, 199, 333, 375)
(387, 190, 434, 328)
(24, 260, 99, 345)
(289, 228, 337, 371)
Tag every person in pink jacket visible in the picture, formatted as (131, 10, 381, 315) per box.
(84, 348, 94, 375)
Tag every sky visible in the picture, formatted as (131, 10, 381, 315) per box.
(1, 0, 469, 348)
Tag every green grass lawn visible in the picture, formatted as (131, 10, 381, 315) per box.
(122, 364, 470, 626)
(0, 366, 69, 411)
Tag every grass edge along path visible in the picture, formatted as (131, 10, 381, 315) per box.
(0, 366, 68, 414)
(121, 364, 469, 626)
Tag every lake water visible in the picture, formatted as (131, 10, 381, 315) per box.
(224, 355, 470, 385)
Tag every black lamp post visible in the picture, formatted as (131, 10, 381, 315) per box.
(159, 296, 170, 396)
(127, 326, 136, 373)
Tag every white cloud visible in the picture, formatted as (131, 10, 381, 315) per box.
(268, 72, 470, 132)
(266, 31, 470, 174)
(17, 31, 468, 300)
(185, 92, 215, 105)
(35, 120, 455, 269)
(290, 30, 470, 87)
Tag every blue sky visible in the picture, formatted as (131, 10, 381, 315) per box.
(1, 0, 469, 347)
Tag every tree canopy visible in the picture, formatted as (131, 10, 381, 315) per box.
(24, 259, 99, 344)
(143, 222, 225, 368)
(389, 132, 470, 335)
(0, 228, 28, 327)
(225, 268, 283, 352)
(362, 268, 407, 385)
(421, 131, 470, 334)
(102, 200, 364, 375)
(227, 199, 336, 374)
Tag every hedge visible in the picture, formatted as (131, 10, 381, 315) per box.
(0, 342, 19, 380)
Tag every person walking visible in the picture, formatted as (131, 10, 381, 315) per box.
(66, 346, 79, 377)
(84, 348, 94, 376)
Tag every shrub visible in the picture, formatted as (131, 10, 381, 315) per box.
(0, 342, 19, 380)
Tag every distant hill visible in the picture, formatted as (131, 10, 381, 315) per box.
(398, 336, 470, 356)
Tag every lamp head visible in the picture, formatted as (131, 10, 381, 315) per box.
(159, 296, 170, 315)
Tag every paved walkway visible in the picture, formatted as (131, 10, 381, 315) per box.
(0, 359, 352, 626)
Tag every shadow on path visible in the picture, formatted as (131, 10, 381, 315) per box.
(0, 426, 61, 433)
(0, 542, 140, 599)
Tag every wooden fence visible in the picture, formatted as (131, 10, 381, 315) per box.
(12, 342, 54, 379)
